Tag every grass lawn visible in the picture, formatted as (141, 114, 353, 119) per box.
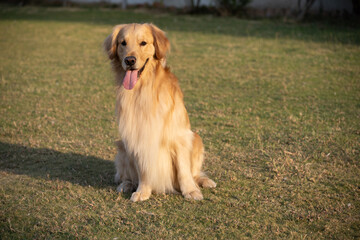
(1, 6, 359, 239)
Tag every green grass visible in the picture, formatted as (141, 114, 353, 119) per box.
(1, 6, 359, 239)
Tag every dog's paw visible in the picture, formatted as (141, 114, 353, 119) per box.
(116, 181, 135, 193)
(183, 190, 203, 201)
(196, 176, 217, 188)
(200, 178, 216, 188)
(130, 191, 151, 202)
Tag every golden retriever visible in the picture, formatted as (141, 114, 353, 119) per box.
(104, 23, 216, 202)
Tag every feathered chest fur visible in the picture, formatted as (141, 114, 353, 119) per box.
(116, 82, 166, 155)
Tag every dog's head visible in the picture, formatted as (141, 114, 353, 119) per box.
(104, 23, 170, 90)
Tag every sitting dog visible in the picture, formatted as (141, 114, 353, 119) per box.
(104, 23, 216, 202)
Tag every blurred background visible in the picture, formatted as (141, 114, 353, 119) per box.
(3, 0, 359, 21)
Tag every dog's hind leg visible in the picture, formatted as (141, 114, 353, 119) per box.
(174, 133, 204, 200)
(191, 133, 216, 189)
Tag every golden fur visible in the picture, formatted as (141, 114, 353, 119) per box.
(104, 23, 216, 202)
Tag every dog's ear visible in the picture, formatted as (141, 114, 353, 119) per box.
(149, 24, 170, 60)
(104, 24, 126, 60)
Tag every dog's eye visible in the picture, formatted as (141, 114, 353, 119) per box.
(140, 41, 147, 46)
(121, 40, 126, 46)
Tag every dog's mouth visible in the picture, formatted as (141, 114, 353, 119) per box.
(123, 58, 149, 90)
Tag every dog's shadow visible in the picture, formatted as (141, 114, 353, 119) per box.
(0, 141, 115, 189)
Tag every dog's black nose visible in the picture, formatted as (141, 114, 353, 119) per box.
(124, 56, 136, 66)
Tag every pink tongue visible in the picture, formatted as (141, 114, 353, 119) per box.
(123, 70, 139, 90)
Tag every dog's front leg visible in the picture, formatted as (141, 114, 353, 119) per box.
(130, 181, 152, 202)
(130, 144, 160, 202)
(130, 159, 152, 202)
